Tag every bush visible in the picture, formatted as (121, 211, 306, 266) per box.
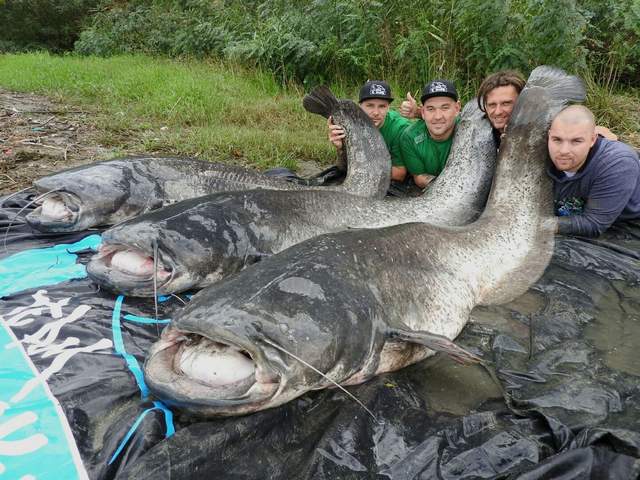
(580, 0, 640, 89)
(0, 0, 100, 52)
(75, 0, 246, 57)
(4, 0, 639, 90)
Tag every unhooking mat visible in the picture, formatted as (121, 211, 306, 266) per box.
(1, 194, 639, 480)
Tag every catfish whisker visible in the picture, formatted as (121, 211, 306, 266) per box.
(0, 186, 35, 208)
(153, 238, 160, 337)
(3, 188, 63, 252)
(262, 337, 379, 423)
(170, 293, 187, 305)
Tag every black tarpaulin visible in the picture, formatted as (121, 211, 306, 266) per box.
(1, 195, 639, 479)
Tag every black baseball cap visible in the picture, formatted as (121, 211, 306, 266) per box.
(420, 79, 458, 103)
(359, 80, 394, 103)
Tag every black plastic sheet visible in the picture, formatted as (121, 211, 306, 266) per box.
(264, 165, 424, 197)
(1, 195, 639, 479)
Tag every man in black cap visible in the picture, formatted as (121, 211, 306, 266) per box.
(397, 79, 460, 188)
(328, 80, 412, 182)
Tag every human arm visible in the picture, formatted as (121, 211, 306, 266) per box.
(594, 125, 617, 141)
(387, 124, 408, 182)
(398, 125, 430, 185)
(327, 116, 348, 171)
(398, 132, 434, 188)
(557, 154, 639, 236)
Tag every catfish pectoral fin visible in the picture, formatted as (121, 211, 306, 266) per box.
(389, 327, 482, 365)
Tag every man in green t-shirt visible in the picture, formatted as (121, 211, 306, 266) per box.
(398, 79, 460, 189)
(328, 80, 412, 182)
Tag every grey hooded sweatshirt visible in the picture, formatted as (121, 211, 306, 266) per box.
(547, 136, 640, 237)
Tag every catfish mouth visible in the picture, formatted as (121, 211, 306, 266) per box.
(25, 191, 82, 231)
(145, 327, 280, 414)
(86, 243, 174, 295)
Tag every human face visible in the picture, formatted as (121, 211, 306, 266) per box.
(359, 99, 390, 128)
(548, 120, 597, 173)
(485, 85, 519, 132)
(421, 96, 460, 140)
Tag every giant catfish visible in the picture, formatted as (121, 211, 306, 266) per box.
(142, 66, 585, 416)
(87, 89, 497, 296)
(25, 91, 390, 232)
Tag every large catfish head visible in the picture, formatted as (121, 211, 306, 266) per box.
(143, 230, 479, 417)
(143, 234, 391, 416)
(86, 193, 272, 296)
(26, 160, 161, 232)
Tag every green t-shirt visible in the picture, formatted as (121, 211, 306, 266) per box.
(399, 119, 458, 176)
(379, 110, 412, 167)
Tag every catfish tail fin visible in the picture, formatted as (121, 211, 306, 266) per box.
(508, 66, 586, 128)
(303, 86, 339, 118)
(525, 65, 586, 104)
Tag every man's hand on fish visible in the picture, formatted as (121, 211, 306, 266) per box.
(414, 173, 436, 189)
(327, 116, 346, 150)
(594, 125, 618, 141)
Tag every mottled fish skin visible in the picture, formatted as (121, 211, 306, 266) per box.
(26, 88, 390, 232)
(87, 97, 497, 296)
(143, 66, 585, 416)
(26, 156, 311, 232)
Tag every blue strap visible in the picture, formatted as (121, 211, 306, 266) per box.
(123, 314, 171, 325)
(109, 296, 175, 465)
(111, 295, 149, 398)
(108, 402, 176, 465)
(154, 400, 175, 436)
(108, 406, 154, 465)
(157, 294, 192, 302)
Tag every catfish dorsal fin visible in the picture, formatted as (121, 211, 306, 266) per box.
(303, 86, 339, 118)
(389, 327, 481, 365)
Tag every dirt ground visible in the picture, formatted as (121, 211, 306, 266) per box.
(2, 87, 637, 198)
(0, 88, 326, 197)
(0, 88, 117, 196)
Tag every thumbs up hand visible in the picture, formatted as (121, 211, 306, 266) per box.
(400, 92, 420, 119)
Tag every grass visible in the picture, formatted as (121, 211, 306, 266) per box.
(0, 52, 637, 168)
(0, 52, 341, 170)
(583, 70, 640, 149)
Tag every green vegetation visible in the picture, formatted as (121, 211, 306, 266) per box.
(3, 1, 638, 90)
(0, 0, 99, 52)
(0, 52, 338, 169)
(70, 0, 640, 91)
(0, 0, 638, 162)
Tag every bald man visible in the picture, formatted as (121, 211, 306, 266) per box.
(547, 105, 640, 237)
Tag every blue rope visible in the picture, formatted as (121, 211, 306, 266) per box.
(111, 295, 149, 398)
(108, 402, 174, 465)
(123, 314, 171, 325)
(110, 296, 175, 465)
